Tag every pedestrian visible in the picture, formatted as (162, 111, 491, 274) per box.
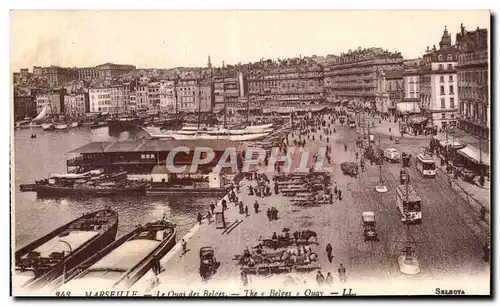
(274, 183, 279, 195)
(334, 183, 338, 198)
(338, 264, 347, 283)
(326, 243, 333, 263)
(267, 208, 272, 221)
(338, 189, 342, 201)
(210, 203, 215, 215)
(344, 144, 347, 152)
(316, 271, 325, 287)
(206, 211, 212, 224)
(181, 239, 187, 256)
(254, 200, 259, 213)
(197, 212, 202, 225)
(221, 199, 227, 211)
(241, 271, 248, 286)
(325, 272, 333, 286)
(245, 205, 249, 217)
(480, 206, 486, 221)
(483, 243, 490, 262)
(272, 207, 278, 220)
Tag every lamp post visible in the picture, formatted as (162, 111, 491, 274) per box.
(59, 240, 73, 284)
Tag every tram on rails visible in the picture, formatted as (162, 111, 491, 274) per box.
(415, 153, 436, 178)
(396, 184, 422, 224)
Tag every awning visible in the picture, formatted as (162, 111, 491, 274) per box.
(439, 140, 465, 149)
(396, 102, 421, 114)
(409, 116, 427, 124)
(458, 145, 490, 166)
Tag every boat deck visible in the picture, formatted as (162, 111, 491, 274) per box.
(23, 231, 99, 259)
(87, 239, 160, 273)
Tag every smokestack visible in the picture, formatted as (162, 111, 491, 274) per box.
(238, 71, 246, 97)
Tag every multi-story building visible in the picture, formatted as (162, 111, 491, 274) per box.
(135, 86, 149, 111)
(385, 70, 403, 115)
(35, 90, 65, 115)
(176, 76, 213, 113)
(400, 65, 422, 117)
(129, 91, 137, 111)
(324, 47, 403, 107)
(159, 80, 176, 113)
(13, 87, 37, 120)
(89, 86, 130, 114)
(420, 27, 460, 129)
(456, 24, 489, 139)
(32, 63, 136, 86)
(64, 92, 89, 116)
(147, 82, 161, 112)
(247, 63, 324, 112)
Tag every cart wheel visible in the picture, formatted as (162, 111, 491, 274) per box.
(257, 264, 272, 277)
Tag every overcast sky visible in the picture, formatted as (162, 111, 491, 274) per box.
(10, 10, 490, 71)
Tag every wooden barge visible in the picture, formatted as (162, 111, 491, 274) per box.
(14, 208, 118, 291)
(51, 219, 177, 291)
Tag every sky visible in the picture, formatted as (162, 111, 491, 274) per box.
(10, 10, 490, 71)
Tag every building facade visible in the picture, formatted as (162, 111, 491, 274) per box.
(64, 93, 89, 116)
(456, 24, 489, 139)
(89, 86, 130, 114)
(36, 90, 64, 115)
(420, 27, 460, 129)
(324, 48, 403, 107)
(247, 64, 324, 112)
(159, 80, 176, 113)
(400, 67, 421, 116)
(385, 70, 403, 114)
(13, 88, 37, 121)
(32, 63, 136, 86)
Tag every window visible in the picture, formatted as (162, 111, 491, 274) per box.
(440, 76, 444, 83)
(440, 86, 445, 95)
(449, 85, 454, 95)
(441, 98, 445, 108)
(447, 64, 453, 70)
(450, 97, 455, 108)
(438, 55, 443, 61)
(438, 64, 444, 70)
(451, 113, 454, 119)
(441, 113, 446, 119)
(447, 54, 453, 61)
(449, 75, 453, 82)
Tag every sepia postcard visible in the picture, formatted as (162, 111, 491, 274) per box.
(10, 10, 491, 297)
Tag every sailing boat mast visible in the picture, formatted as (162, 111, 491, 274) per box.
(197, 69, 202, 131)
(223, 72, 227, 128)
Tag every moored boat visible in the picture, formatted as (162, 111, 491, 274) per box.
(52, 219, 176, 291)
(13, 208, 118, 291)
(54, 123, 69, 130)
(32, 171, 148, 198)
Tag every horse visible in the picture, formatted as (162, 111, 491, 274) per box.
(293, 230, 318, 244)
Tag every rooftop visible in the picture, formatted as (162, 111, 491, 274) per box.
(67, 139, 243, 154)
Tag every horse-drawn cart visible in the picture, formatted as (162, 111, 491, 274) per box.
(341, 162, 359, 177)
(199, 247, 219, 281)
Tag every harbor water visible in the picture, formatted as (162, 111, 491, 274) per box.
(13, 127, 215, 249)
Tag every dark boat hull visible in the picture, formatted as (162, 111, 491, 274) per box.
(35, 184, 147, 198)
(107, 118, 145, 133)
(54, 220, 177, 290)
(15, 209, 119, 290)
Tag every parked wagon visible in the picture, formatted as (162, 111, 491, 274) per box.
(341, 162, 358, 177)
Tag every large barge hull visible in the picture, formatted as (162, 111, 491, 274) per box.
(145, 186, 230, 196)
(15, 209, 119, 291)
(52, 220, 176, 290)
(35, 184, 147, 198)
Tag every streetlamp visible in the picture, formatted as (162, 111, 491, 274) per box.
(59, 240, 73, 284)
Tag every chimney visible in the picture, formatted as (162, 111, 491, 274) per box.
(461, 23, 465, 36)
(476, 27, 480, 46)
(433, 45, 437, 52)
